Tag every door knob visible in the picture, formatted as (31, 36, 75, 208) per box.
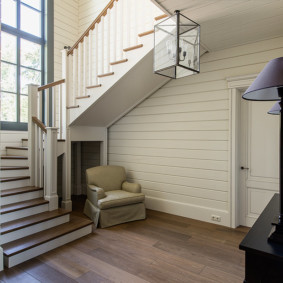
(240, 166, 249, 170)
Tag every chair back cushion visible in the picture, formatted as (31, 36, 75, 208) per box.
(86, 165, 126, 192)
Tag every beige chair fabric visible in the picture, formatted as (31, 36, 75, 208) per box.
(83, 165, 146, 228)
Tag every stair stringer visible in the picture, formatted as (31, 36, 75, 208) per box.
(69, 34, 170, 128)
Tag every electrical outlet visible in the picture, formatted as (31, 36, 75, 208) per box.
(211, 215, 221, 222)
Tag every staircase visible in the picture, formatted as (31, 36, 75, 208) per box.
(63, 0, 170, 127)
(0, 0, 172, 270)
(0, 139, 92, 268)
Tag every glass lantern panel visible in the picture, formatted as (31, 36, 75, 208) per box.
(178, 23, 200, 73)
(176, 66, 196, 79)
(155, 66, 177, 79)
(154, 15, 177, 74)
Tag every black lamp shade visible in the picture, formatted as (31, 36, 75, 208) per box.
(243, 57, 283, 101)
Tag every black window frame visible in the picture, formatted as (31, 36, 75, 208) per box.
(1, 0, 53, 131)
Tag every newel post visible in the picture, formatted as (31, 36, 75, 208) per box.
(61, 48, 72, 210)
(28, 84, 39, 186)
(44, 127, 59, 210)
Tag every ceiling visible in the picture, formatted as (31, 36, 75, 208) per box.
(153, 0, 283, 52)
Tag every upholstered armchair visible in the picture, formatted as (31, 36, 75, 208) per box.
(83, 165, 146, 228)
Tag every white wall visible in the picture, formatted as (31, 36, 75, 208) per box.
(108, 36, 283, 227)
(78, 0, 109, 36)
(54, 0, 79, 81)
(54, 0, 110, 80)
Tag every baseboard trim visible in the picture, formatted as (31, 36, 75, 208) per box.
(145, 196, 230, 227)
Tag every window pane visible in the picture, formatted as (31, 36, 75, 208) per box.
(1, 62, 17, 92)
(21, 67, 41, 94)
(1, 0, 17, 27)
(1, 32, 17, 63)
(21, 39, 41, 70)
(1, 92, 17, 122)
(20, 95, 28, 122)
(21, 0, 41, 10)
(21, 4, 41, 37)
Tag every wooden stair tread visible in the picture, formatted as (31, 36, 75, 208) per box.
(0, 176, 30, 183)
(2, 215, 92, 257)
(110, 59, 128, 65)
(1, 208, 71, 235)
(138, 30, 154, 37)
(123, 44, 143, 52)
(0, 166, 29, 171)
(66, 105, 79, 109)
(0, 156, 28, 160)
(0, 198, 49, 215)
(1, 186, 43, 197)
(76, 95, 90, 99)
(155, 14, 168, 21)
(97, 72, 114, 78)
(6, 146, 28, 150)
(86, 84, 102, 89)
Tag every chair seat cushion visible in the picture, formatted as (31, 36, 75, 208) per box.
(98, 190, 145, 210)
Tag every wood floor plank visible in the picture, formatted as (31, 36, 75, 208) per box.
(200, 266, 243, 283)
(0, 199, 248, 283)
(16, 258, 76, 283)
(37, 248, 89, 279)
(47, 245, 150, 283)
(92, 227, 205, 275)
(0, 265, 40, 283)
(76, 271, 113, 283)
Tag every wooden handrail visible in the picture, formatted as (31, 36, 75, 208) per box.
(67, 0, 118, 56)
(38, 79, 65, 92)
(32, 116, 47, 133)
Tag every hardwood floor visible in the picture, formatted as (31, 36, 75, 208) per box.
(0, 198, 249, 283)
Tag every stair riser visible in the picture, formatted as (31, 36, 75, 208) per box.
(0, 159, 28, 167)
(2, 190, 44, 205)
(0, 169, 29, 178)
(1, 204, 49, 224)
(6, 149, 28, 157)
(1, 179, 30, 190)
(22, 140, 28, 147)
(1, 214, 70, 245)
(4, 225, 92, 267)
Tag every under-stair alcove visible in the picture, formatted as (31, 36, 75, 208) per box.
(71, 141, 101, 197)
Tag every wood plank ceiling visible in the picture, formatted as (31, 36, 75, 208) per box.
(153, 0, 283, 52)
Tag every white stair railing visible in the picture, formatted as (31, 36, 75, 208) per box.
(28, 79, 67, 211)
(64, 0, 165, 104)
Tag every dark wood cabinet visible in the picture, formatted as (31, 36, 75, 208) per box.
(240, 194, 283, 283)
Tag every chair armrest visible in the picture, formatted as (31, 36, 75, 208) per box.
(87, 185, 106, 205)
(122, 181, 141, 193)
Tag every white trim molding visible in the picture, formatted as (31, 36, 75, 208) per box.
(227, 74, 257, 228)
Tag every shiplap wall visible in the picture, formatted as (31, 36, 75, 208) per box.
(54, 0, 79, 81)
(108, 36, 283, 227)
(78, 0, 109, 36)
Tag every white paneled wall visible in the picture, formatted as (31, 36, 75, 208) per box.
(78, 0, 109, 36)
(54, 0, 79, 81)
(108, 36, 283, 227)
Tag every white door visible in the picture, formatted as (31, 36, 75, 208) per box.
(239, 97, 279, 227)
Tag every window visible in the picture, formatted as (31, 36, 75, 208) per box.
(1, 0, 45, 130)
